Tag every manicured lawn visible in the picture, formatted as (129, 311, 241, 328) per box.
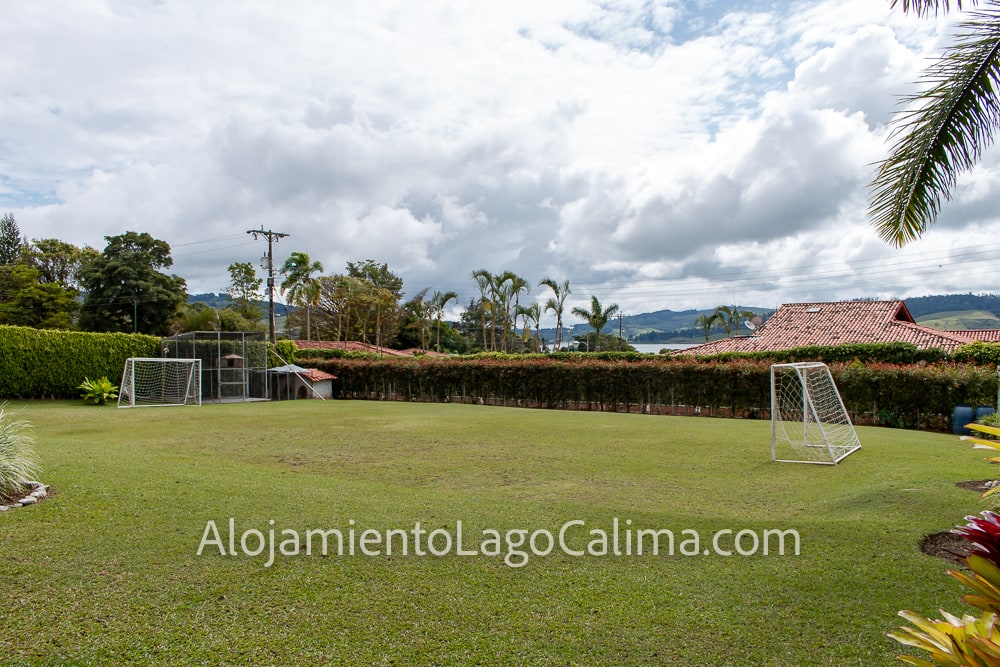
(0, 400, 987, 665)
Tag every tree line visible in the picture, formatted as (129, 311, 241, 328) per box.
(0, 214, 634, 352)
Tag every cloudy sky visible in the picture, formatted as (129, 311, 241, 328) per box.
(3, 0, 998, 321)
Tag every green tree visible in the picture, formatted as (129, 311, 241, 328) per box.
(712, 305, 755, 337)
(693, 313, 721, 342)
(504, 272, 529, 352)
(430, 290, 458, 353)
(347, 259, 404, 295)
(280, 252, 323, 340)
(226, 262, 263, 322)
(23, 239, 99, 289)
(869, 0, 1000, 245)
(0, 264, 79, 329)
(458, 296, 490, 352)
(0, 213, 25, 265)
(218, 308, 261, 333)
(571, 296, 620, 352)
(539, 278, 571, 350)
(170, 302, 220, 334)
(471, 269, 497, 351)
(78, 231, 187, 335)
(404, 288, 433, 350)
(517, 301, 542, 352)
(314, 271, 403, 347)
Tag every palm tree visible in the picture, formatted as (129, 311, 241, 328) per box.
(430, 290, 458, 353)
(571, 296, 619, 352)
(693, 312, 720, 342)
(494, 271, 527, 352)
(869, 0, 1000, 246)
(506, 273, 529, 340)
(280, 252, 323, 340)
(472, 269, 495, 351)
(170, 302, 219, 334)
(517, 302, 542, 352)
(712, 305, 755, 337)
(539, 278, 571, 350)
(405, 288, 432, 350)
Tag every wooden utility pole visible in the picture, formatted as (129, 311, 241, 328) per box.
(246, 226, 289, 343)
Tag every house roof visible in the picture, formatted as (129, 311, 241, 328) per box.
(679, 300, 980, 355)
(299, 368, 336, 383)
(270, 364, 337, 382)
(947, 329, 1000, 343)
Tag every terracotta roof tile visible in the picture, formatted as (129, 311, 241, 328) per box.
(680, 301, 974, 355)
(946, 330, 1000, 343)
(300, 368, 336, 382)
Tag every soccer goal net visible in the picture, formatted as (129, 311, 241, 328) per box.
(770, 362, 861, 464)
(118, 358, 202, 408)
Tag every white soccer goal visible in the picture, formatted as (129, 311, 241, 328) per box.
(770, 362, 861, 464)
(118, 358, 202, 408)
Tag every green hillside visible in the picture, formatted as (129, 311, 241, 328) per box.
(904, 293, 1000, 319)
(914, 309, 1000, 331)
(547, 306, 773, 344)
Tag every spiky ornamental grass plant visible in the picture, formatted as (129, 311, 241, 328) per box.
(0, 405, 39, 500)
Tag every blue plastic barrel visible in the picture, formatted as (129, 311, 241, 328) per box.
(953, 404, 975, 435)
(976, 406, 996, 422)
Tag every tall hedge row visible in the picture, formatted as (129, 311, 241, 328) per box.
(0, 325, 160, 398)
(306, 356, 998, 431)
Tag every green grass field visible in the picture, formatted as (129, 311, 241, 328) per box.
(0, 400, 988, 665)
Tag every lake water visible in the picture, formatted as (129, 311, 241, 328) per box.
(630, 343, 698, 354)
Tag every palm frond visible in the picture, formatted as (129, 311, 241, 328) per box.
(892, 1, 976, 18)
(870, 6, 1000, 246)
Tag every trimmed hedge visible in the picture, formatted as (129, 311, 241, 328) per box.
(0, 325, 160, 399)
(693, 342, 950, 364)
(953, 341, 1000, 365)
(303, 355, 998, 431)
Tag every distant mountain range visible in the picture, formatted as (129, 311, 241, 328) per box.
(191, 292, 1000, 343)
(561, 293, 1000, 343)
(189, 293, 291, 316)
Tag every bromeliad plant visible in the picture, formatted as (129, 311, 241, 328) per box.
(892, 512, 1000, 666)
(0, 405, 39, 501)
(960, 423, 1000, 507)
(78, 376, 119, 405)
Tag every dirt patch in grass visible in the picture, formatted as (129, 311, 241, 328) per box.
(918, 480, 1000, 563)
(919, 531, 971, 565)
(956, 479, 999, 493)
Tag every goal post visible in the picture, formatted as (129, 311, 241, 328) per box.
(770, 362, 861, 464)
(118, 358, 202, 408)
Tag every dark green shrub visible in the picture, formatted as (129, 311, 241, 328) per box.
(0, 325, 159, 398)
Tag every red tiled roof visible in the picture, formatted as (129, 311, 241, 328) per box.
(679, 301, 975, 355)
(300, 368, 336, 382)
(946, 330, 1000, 343)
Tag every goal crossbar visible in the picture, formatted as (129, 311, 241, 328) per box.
(118, 357, 202, 408)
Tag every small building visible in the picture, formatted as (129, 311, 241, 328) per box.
(269, 364, 337, 400)
(680, 301, 1000, 356)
